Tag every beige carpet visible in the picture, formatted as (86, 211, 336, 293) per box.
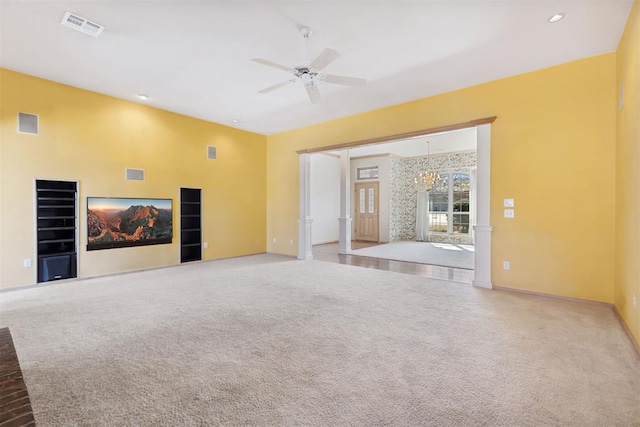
(352, 241, 475, 269)
(1, 254, 639, 426)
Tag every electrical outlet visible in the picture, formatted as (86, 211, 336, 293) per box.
(290, 239, 294, 245)
(504, 209, 515, 218)
(23, 258, 31, 268)
(203, 242, 208, 249)
(503, 261, 510, 270)
(272, 237, 276, 244)
(633, 293, 637, 309)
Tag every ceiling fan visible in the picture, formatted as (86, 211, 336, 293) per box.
(251, 27, 366, 104)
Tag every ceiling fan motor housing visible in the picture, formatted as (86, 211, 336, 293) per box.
(295, 67, 318, 82)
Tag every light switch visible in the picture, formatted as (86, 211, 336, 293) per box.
(504, 198, 514, 208)
(504, 209, 515, 218)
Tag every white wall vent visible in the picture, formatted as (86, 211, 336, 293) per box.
(61, 11, 105, 38)
(125, 168, 145, 181)
(207, 146, 217, 160)
(17, 112, 39, 135)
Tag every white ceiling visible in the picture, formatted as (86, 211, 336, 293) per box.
(0, 1, 631, 135)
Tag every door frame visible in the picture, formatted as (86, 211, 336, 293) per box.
(297, 117, 495, 289)
(353, 181, 379, 242)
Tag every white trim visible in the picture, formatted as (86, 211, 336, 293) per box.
(473, 124, 492, 289)
(338, 217, 352, 254)
(298, 154, 313, 260)
(338, 150, 352, 254)
(297, 219, 313, 259)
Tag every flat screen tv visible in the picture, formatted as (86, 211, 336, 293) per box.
(87, 197, 173, 251)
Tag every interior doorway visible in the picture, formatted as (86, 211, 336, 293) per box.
(301, 119, 494, 288)
(309, 126, 478, 271)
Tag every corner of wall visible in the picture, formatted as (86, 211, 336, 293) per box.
(614, 0, 640, 348)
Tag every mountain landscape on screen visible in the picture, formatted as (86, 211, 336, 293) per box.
(88, 203, 172, 246)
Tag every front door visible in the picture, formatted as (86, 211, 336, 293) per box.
(354, 182, 379, 242)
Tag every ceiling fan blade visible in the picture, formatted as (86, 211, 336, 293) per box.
(309, 48, 340, 71)
(305, 83, 321, 104)
(323, 74, 366, 87)
(251, 58, 295, 73)
(258, 80, 295, 94)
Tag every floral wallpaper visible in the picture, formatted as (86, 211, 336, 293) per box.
(389, 151, 477, 243)
(389, 157, 405, 241)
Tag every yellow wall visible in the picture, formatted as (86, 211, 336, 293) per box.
(0, 68, 267, 290)
(267, 53, 617, 303)
(615, 0, 640, 344)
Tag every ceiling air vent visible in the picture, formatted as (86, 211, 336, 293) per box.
(61, 11, 105, 38)
(207, 146, 217, 160)
(125, 168, 145, 181)
(17, 112, 39, 135)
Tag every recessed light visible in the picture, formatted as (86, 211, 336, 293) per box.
(549, 13, 564, 23)
(136, 94, 149, 100)
(232, 119, 239, 123)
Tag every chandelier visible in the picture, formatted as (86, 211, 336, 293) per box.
(413, 141, 441, 192)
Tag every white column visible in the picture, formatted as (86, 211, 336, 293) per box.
(469, 169, 477, 245)
(338, 150, 352, 254)
(473, 124, 493, 289)
(298, 153, 313, 260)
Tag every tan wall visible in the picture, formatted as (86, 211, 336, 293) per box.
(615, 0, 640, 344)
(0, 68, 267, 290)
(267, 53, 616, 303)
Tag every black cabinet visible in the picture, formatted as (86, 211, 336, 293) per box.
(36, 180, 77, 282)
(180, 188, 202, 263)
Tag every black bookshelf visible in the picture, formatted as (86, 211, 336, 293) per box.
(180, 188, 202, 263)
(36, 180, 77, 282)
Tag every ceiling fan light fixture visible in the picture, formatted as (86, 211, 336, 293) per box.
(252, 29, 365, 104)
(548, 13, 565, 23)
(299, 26, 312, 38)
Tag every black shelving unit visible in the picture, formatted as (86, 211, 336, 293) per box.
(180, 188, 202, 263)
(36, 180, 77, 282)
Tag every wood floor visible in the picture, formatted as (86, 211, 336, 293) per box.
(313, 242, 474, 284)
(0, 328, 35, 427)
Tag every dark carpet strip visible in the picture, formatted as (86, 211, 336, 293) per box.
(0, 328, 35, 426)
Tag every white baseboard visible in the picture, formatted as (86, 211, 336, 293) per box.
(472, 280, 493, 289)
(312, 240, 339, 246)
